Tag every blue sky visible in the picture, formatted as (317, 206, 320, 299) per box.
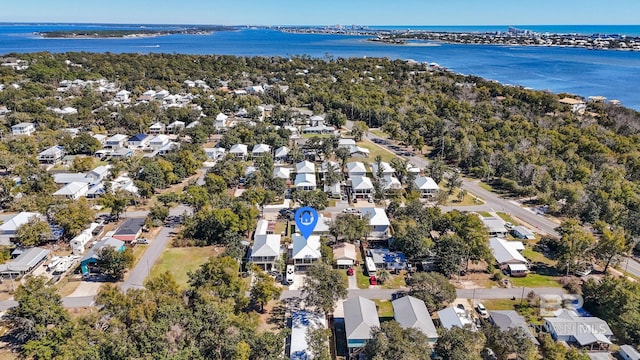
(2, 0, 639, 25)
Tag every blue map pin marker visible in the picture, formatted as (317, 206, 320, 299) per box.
(295, 206, 318, 240)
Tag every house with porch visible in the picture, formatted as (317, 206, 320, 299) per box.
(274, 146, 289, 163)
(344, 296, 380, 355)
(37, 146, 66, 164)
(250, 234, 281, 272)
(294, 173, 317, 191)
(414, 176, 439, 198)
(489, 237, 528, 276)
(481, 217, 508, 238)
(80, 237, 125, 275)
(148, 134, 170, 151)
(360, 207, 390, 239)
(351, 176, 374, 199)
(53, 182, 89, 200)
(392, 296, 439, 345)
(370, 161, 395, 178)
(104, 134, 128, 149)
(128, 134, 150, 149)
(0, 247, 50, 277)
(229, 144, 248, 159)
(544, 309, 613, 351)
(148, 122, 165, 135)
(0, 212, 44, 246)
(112, 218, 145, 243)
(204, 147, 226, 160)
(291, 234, 321, 271)
(252, 143, 271, 158)
(11, 122, 35, 136)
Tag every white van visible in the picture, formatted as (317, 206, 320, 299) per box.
(286, 265, 295, 285)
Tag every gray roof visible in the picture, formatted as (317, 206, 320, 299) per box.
(81, 237, 124, 263)
(0, 247, 50, 273)
(414, 176, 439, 190)
(251, 234, 281, 257)
(392, 296, 438, 339)
(490, 310, 539, 345)
(343, 296, 380, 341)
(544, 310, 613, 345)
(482, 217, 508, 233)
(113, 218, 145, 236)
(489, 238, 527, 264)
(620, 345, 640, 360)
(290, 311, 326, 360)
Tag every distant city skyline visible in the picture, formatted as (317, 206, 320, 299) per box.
(2, 0, 640, 26)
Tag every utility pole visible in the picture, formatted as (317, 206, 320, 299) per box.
(520, 286, 525, 306)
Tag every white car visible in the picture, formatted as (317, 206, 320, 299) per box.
(342, 208, 360, 214)
(476, 303, 488, 316)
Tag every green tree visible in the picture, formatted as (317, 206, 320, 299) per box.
(99, 190, 131, 220)
(364, 321, 433, 360)
(392, 225, 433, 260)
(9, 276, 70, 343)
(15, 216, 52, 247)
(335, 146, 351, 171)
(292, 189, 329, 210)
(329, 213, 369, 242)
(428, 158, 446, 184)
(96, 246, 134, 281)
(52, 198, 95, 238)
(350, 121, 368, 142)
(593, 228, 629, 273)
(306, 326, 332, 360)
(483, 324, 537, 360)
(434, 326, 485, 360)
(406, 272, 456, 311)
(555, 219, 596, 273)
(302, 263, 347, 316)
(70, 156, 95, 172)
(188, 256, 248, 308)
(250, 268, 282, 313)
(434, 233, 466, 277)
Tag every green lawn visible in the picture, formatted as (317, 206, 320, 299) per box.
(347, 139, 399, 164)
(509, 274, 562, 288)
(481, 299, 544, 325)
(356, 266, 370, 289)
(150, 246, 216, 289)
(374, 299, 394, 318)
(478, 211, 492, 217)
(496, 212, 518, 225)
(369, 129, 388, 138)
(479, 182, 496, 192)
(274, 222, 286, 235)
(481, 298, 520, 310)
(522, 248, 555, 266)
(302, 133, 333, 139)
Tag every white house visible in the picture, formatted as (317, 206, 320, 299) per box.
(148, 135, 170, 150)
(204, 147, 226, 160)
(544, 309, 613, 351)
(274, 146, 289, 162)
(392, 296, 439, 345)
(252, 143, 271, 158)
(37, 146, 66, 164)
(229, 144, 248, 159)
(166, 121, 185, 133)
(296, 160, 316, 174)
(215, 113, 228, 129)
(53, 182, 89, 200)
(351, 176, 374, 198)
(481, 217, 508, 238)
(115, 89, 131, 102)
(250, 234, 281, 271)
(302, 125, 335, 135)
(92, 134, 107, 146)
(104, 134, 128, 149)
(11, 122, 35, 136)
(360, 207, 390, 239)
(338, 138, 357, 148)
(149, 122, 165, 135)
(381, 175, 402, 194)
(370, 161, 395, 178)
(70, 223, 99, 255)
(346, 162, 367, 178)
(414, 176, 439, 198)
(437, 306, 477, 331)
(0, 212, 43, 245)
(291, 234, 321, 271)
(559, 97, 587, 114)
(294, 173, 317, 191)
(489, 237, 528, 273)
(273, 167, 292, 180)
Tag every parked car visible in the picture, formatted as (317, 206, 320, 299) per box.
(347, 267, 354, 276)
(136, 238, 149, 245)
(476, 303, 488, 316)
(343, 208, 360, 214)
(504, 222, 514, 229)
(369, 276, 377, 285)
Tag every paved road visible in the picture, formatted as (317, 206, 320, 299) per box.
(280, 286, 565, 301)
(120, 205, 191, 292)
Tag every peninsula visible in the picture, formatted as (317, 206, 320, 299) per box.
(37, 25, 236, 38)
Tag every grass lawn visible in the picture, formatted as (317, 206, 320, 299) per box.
(481, 298, 520, 310)
(374, 299, 394, 318)
(445, 189, 484, 206)
(522, 248, 555, 266)
(380, 271, 407, 289)
(274, 221, 286, 235)
(356, 266, 370, 289)
(150, 246, 216, 289)
(328, 199, 336, 207)
(131, 244, 148, 267)
(478, 211, 492, 217)
(302, 133, 333, 139)
(481, 299, 544, 325)
(348, 139, 399, 164)
(509, 274, 562, 288)
(496, 212, 518, 225)
(369, 129, 388, 138)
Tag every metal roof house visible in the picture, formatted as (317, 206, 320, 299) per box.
(80, 237, 125, 275)
(295, 160, 316, 174)
(250, 234, 281, 272)
(370, 161, 394, 178)
(489, 237, 528, 268)
(344, 296, 380, 353)
(481, 217, 508, 238)
(0, 247, 50, 277)
(392, 296, 439, 344)
(291, 234, 321, 271)
(294, 173, 317, 191)
(346, 162, 367, 178)
(37, 145, 66, 164)
(252, 143, 271, 157)
(512, 225, 536, 240)
(53, 181, 89, 200)
(289, 311, 327, 360)
(544, 309, 613, 351)
(229, 144, 248, 159)
(351, 176, 373, 198)
(414, 176, 439, 198)
(360, 207, 390, 239)
(489, 310, 539, 345)
(0, 212, 43, 246)
(437, 306, 476, 331)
